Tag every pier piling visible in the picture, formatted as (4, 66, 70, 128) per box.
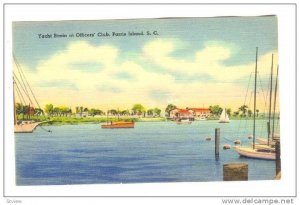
(215, 128, 220, 160)
(223, 163, 248, 181)
(275, 141, 281, 176)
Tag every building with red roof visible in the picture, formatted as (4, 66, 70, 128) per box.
(169, 107, 211, 120)
(189, 108, 211, 120)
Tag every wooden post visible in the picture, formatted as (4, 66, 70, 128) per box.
(275, 141, 281, 175)
(223, 163, 248, 181)
(215, 128, 220, 160)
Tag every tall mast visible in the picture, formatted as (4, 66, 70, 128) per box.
(267, 54, 274, 146)
(253, 47, 258, 150)
(272, 65, 279, 140)
(13, 80, 17, 125)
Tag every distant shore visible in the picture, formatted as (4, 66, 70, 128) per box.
(16, 115, 272, 126)
(45, 117, 167, 125)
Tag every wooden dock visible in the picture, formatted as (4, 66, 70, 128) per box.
(14, 121, 49, 133)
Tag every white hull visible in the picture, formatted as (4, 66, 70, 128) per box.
(219, 120, 230, 123)
(235, 146, 275, 160)
(176, 120, 192, 124)
(14, 121, 48, 133)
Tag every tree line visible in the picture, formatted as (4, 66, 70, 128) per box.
(207, 105, 259, 117)
(16, 103, 162, 118)
(15, 103, 44, 119)
(16, 102, 260, 119)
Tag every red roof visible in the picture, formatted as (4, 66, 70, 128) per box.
(190, 108, 210, 112)
(178, 109, 190, 113)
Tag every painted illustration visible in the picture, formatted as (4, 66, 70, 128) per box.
(12, 16, 280, 185)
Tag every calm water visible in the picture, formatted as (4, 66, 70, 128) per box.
(15, 120, 278, 185)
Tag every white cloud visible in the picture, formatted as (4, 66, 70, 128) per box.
(15, 40, 278, 111)
(142, 39, 278, 82)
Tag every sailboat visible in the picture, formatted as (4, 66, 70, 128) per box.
(235, 48, 277, 160)
(256, 54, 280, 149)
(219, 108, 230, 123)
(13, 55, 49, 133)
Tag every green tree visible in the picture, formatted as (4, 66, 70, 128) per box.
(59, 106, 71, 117)
(147, 109, 154, 116)
(209, 105, 222, 116)
(53, 107, 60, 116)
(132, 104, 146, 117)
(238, 105, 248, 117)
(256, 109, 259, 117)
(165, 104, 177, 117)
(89, 108, 96, 116)
(16, 103, 26, 119)
(226, 108, 232, 117)
(153, 108, 161, 117)
(34, 108, 44, 116)
(89, 108, 104, 116)
(44, 104, 54, 116)
(247, 109, 253, 117)
(109, 109, 118, 115)
(233, 111, 239, 117)
(120, 110, 130, 116)
(16, 103, 24, 115)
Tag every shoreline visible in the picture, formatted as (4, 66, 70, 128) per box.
(19, 116, 272, 126)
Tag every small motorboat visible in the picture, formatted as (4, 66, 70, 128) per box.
(176, 119, 192, 124)
(101, 121, 135, 128)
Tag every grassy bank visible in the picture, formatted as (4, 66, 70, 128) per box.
(17, 115, 138, 125)
(46, 117, 139, 125)
(48, 117, 167, 124)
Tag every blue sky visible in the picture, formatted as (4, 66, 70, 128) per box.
(12, 16, 278, 110)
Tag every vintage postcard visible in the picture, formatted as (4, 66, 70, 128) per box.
(12, 16, 280, 186)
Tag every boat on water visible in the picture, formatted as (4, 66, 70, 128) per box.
(235, 146, 275, 160)
(219, 108, 230, 123)
(14, 120, 49, 133)
(13, 55, 49, 133)
(199, 117, 207, 121)
(256, 138, 277, 146)
(176, 118, 192, 124)
(235, 48, 278, 160)
(256, 133, 280, 145)
(101, 121, 135, 128)
(253, 143, 275, 151)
